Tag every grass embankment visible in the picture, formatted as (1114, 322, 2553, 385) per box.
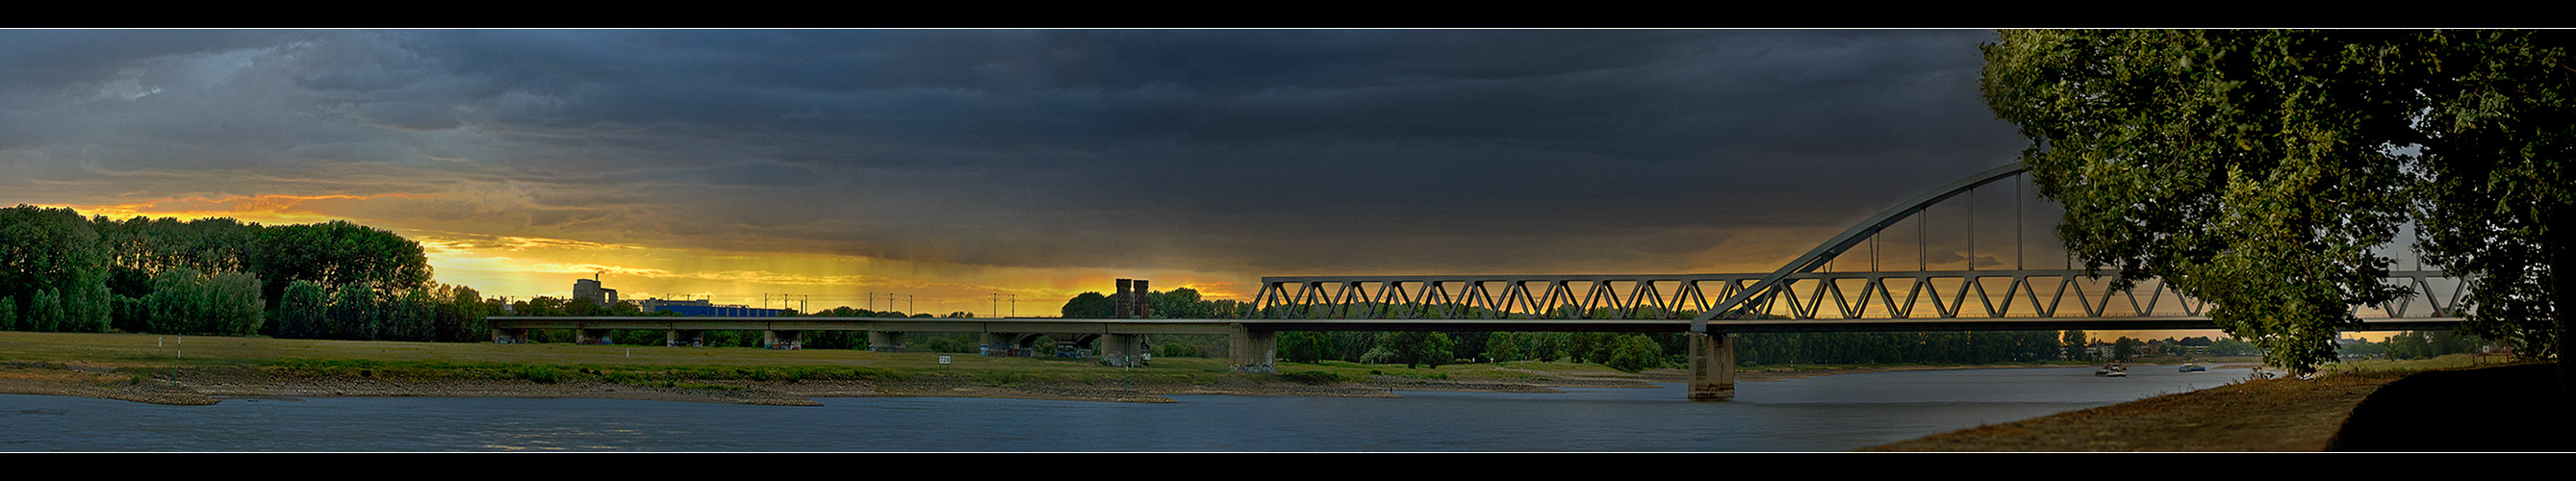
(1865, 354, 2565, 451)
(0, 331, 1670, 405)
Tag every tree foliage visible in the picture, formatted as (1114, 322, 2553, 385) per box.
(254, 220, 432, 318)
(1981, 30, 2574, 374)
(1, 206, 110, 333)
(276, 280, 330, 340)
(1606, 334, 1667, 372)
(1059, 292, 1111, 318)
(140, 266, 265, 335)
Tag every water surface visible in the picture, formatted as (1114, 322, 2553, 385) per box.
(0, 366, 2244, 451)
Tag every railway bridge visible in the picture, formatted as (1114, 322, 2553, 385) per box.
(493, 162, 2471, 400)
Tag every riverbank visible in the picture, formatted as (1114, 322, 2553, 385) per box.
(1863, 359, 2568, 451)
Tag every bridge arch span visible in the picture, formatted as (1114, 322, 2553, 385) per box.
(1690, 163, 2028, 329)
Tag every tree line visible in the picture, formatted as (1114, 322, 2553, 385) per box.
(1, 205, 483, 342)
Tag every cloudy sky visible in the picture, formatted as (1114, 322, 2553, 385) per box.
(2, 29, 2050, 316)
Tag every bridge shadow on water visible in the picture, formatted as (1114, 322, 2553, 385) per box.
(2328, 364, 2574, 452)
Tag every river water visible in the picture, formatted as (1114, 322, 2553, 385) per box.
(2, 366, 2243, 451)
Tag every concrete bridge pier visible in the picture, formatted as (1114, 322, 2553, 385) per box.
(869, 331, 906, 352)
(494, 328, 530, 343)
(1688, 332, 1736, 401)
(764, 330, 803, 350)
(666, 329, 703, 347)
(979, 333, 1016, 356)
(1227, 323, 1277, 373)
(575, 328, 613, 345)
(1099, 333, 1148, 367)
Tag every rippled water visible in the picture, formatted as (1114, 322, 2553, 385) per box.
(1, 366, 2243, 451)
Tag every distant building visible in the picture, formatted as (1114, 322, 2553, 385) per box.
(637, 296, 787, 316)
(574, 277, 618, 305)
(574, 276, 787, 316)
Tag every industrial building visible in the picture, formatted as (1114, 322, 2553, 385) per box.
(574, 277, 787, 316)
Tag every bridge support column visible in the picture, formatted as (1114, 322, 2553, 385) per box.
(764, 330, 803, 350)
(869, 331, 906, 352)
(979, 333, 1015, 356)
(494, 328, 530, 343)
(667, 329, 703, 347)
(575, 328, 612, 345)
(1689, 332, 1736, 401)
(1099, 333, 1147, 367)
(1227, 323, 1277, 373)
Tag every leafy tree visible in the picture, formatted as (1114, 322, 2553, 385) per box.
(141, 267, 265, 336)
(277, 280, 330, 339)
(565, 297, 603, 317)
(1485, 332, 1526, 362)
(31, 289, 62, 332)
(2113, 337, 2139, 363)
(516, 296, 565, 317)
(1150, 288, 1203, 318)
(443, 285, 489, 342)
(1059, 292, 1111, 318)
(330, 283, 380, 341)
(1606, 334, 1666, 372)
(2061, 330, 2092, 362)
(2386, 332, 2435, 360)
(1377, 331, 1456, 368)
(1982, 30, 2572, 376)
(253, 220, 431, 321)
(1529, 332, 1564, 362)
(1, 206, 110, 332)
(0, 296, 14, 331)
(2209, 338, 2261, 357)
(389, 287, 438, 342)
(1279, 331, 1335, 364)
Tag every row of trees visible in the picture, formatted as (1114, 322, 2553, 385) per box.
(275, 281, 491, 342)
(1735, 331, 2069, 366)
(2334, 331, 2493, 361)
(1, 205, 470, 341)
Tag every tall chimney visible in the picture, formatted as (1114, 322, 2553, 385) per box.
(1114, 278, 1133, 318)
(1135, 279, 1151, 318)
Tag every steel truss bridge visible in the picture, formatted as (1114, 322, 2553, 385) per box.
(1249, 163, 2473, 334)
(491, 162, 2472, 401)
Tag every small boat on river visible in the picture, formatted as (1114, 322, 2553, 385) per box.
(2096, 363, 2129, 377)
(2179, 363, 2207, 372)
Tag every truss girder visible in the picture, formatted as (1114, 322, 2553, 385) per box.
(1253, 270, 2467, 322)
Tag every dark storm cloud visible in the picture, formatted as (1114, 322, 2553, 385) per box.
(0, 29, 2030, 276)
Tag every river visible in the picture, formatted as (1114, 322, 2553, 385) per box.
(1, 366, 2242, 451)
